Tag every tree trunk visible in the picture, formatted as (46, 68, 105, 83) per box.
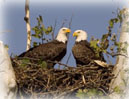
(109, 8, 129, 98)
(24, 0, 31, 51)
(0, 41, 17, 99)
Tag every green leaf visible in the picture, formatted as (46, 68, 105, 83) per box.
(110, 46, 114, 51)
(103, 49, 107, 53)
(45, 30, 50, 35)
(114, 42, 121, 48)
(47, 26, 53, 32)
(41, 26, 46, 32)
(96, 53, 100, 57)
(40, 61, 47, 68)
(33, 42, 38, 47)
(76, 89, 86, 99)
(39, 15, 43, 22)
(109, 19, 114, 28)
(32, 34, 41, 39)
(114, 86, 121, 94)
(37, 18, 41, 26)
(118, 15, 122, 23)
(45, 26, 53, 35)
(20, 58, 30, 67)
(76, 88, 104, 99)
(101, 34, 108, 42)
(38, 60, 47, 68)
(32, 34, 36, 37)
(103, 39, 109, 50)
(32, 27, 36, 31)
(90, 40, 99, 49)
(110, 33, 116, 41)
(114, 18, 119, 23)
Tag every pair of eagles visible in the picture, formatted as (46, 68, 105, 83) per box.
(19, 27, 105, 68)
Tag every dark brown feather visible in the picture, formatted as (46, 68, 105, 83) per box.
(19, 40, 67, 68)
(72, 40, 105, 66)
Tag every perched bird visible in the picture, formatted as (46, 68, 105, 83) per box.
(19, 27, 71, 68)
(72, 30, 105, 66)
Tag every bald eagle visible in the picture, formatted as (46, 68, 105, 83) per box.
(72, 30, 105, 66)
(19, 27, 71, 68)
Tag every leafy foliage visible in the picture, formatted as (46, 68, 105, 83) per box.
(20, 58, 30, 67)
(90, 8, 129, 58)
(18, 57, 48, 69)
(38, 60, 47, 69)
(90, 38, 102, 57)
(76, 89, 108, 99)
(32, 15, 53, 47)
(113, 86, 122, 94)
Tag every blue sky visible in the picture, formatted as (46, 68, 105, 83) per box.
(0, 0, 128, 67)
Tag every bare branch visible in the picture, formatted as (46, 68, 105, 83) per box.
(106, 51, 129, 58)
(68, 14, 74, 29)
(60, 19, 67, 28)
(17, 57, 74, 69)
(47, 60, 75, 69)
(24, 0, 32, 51)
(40, 16, 45, 44)
(52, 19, 57, 40)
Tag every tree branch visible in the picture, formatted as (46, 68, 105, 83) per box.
(24, 0, 32, 51)
(106, 51, 128, 58)
(52, 19, 57, 40)
(60, 19, 67, 28)
(68, 14, 74, 29)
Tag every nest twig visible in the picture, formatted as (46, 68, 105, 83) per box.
(12, 57, 114, 99)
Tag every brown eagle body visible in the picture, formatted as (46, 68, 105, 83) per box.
(72, 40, 105, 66)
(19, 40, 66, 68)
(18, 27, 71, 68)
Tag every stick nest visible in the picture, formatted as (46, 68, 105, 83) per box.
(12, 58, 114, 99)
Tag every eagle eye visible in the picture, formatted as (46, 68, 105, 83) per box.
(62, 29, 66, 31)
(78, 31, 81, 33)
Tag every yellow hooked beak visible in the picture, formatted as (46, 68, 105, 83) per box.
(73, 32, 78, 37)
(65, 29, 71, 33)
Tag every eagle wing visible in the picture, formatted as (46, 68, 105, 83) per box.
(72, 40, 104, 65)
(19, 40, 66, 66)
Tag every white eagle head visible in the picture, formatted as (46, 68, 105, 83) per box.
(73, 30, 87, 42)
(56, 27, 71, 43)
